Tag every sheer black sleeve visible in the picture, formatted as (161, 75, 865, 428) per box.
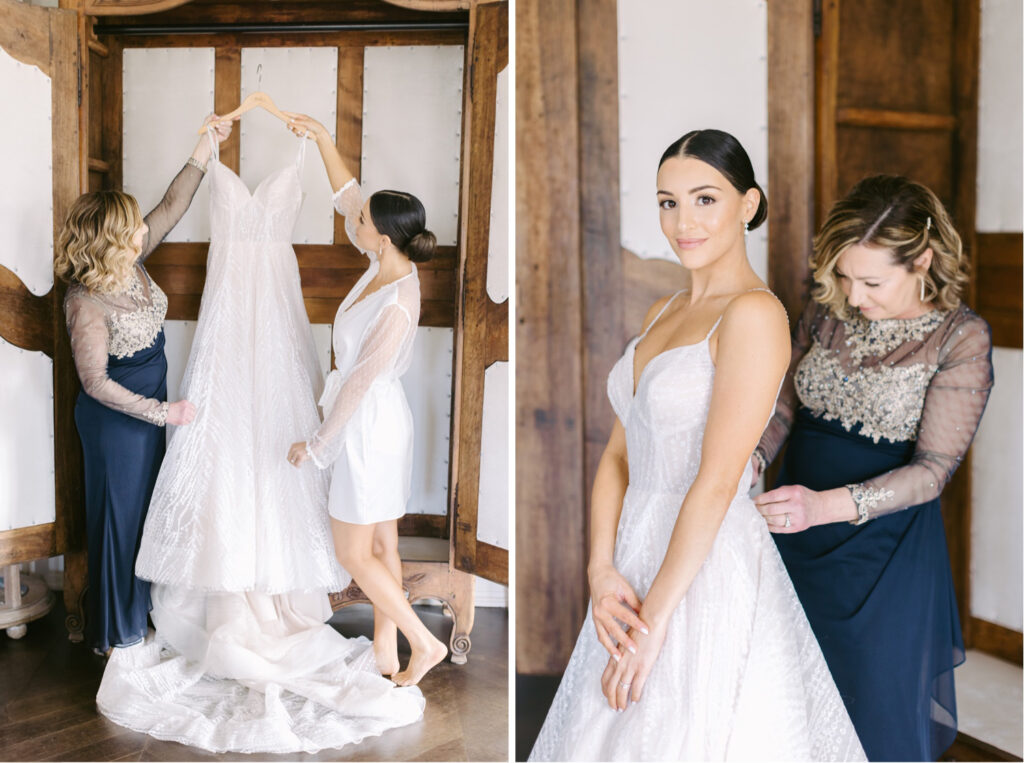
(139, 163, 205, 261)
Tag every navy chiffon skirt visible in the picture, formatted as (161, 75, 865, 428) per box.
(74, 330, 167, 653)
(774, 408, 963, 762)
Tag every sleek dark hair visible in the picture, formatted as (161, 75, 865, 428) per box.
(369, 190, 437, 263)
(658, 129, 767, 230)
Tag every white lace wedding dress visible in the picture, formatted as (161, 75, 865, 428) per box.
(97, 132, 424, 753)
(529, 293, 866, 762)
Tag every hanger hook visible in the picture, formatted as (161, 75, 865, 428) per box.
(256, 62, 263, 90)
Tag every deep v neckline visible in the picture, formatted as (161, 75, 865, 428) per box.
(343, 268, 415, 315)
(211, 159, 298, 201)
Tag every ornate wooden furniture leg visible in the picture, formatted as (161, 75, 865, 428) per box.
(63, 550, 88, 642)
(329, 536, 476, 664)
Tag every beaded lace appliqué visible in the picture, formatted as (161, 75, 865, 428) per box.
(843, 309, 948, 363)
(106, 270, 168, 360)
(796, 344, 938, 443)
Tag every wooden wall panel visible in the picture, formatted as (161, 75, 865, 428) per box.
(577, 0, 625, 557)
(836, 0, 954, 114)
(836, 127, 955, 205)
(515, 0, 586, 675)
(767, 0, 816, 319)
(975, 233, 1023, 348)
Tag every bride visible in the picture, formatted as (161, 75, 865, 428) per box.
(529, 129, 865, 761)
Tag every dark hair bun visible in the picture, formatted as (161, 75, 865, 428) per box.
(405, 229, 437, 263)
(660, 129, 768, 231)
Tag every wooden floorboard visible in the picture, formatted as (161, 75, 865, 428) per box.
(0, 602, 507, 762)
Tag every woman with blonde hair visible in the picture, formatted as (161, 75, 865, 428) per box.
(751, 175, 994, 761)
(55, 115, 231, 656)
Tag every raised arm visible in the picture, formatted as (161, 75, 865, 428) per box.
(139, 114, 231, 261)
(295, 304, 412, 469)
(283, 112, 355, 194)
(602, 291, 790, 709)
(65, 292, 169, 426)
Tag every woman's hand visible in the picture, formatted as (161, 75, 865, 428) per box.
(166, 400, 196, 426)
(753, 484, 826, 532)
(192, 113, 232, 164)
(287, 442, 310, 468)
(600, 620, 668, 711)
(588, 563, 649, 660)
(282, 112, 328, 141)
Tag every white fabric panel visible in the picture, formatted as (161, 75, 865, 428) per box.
(164, 320, 451, 516)
(474, 577, 509, 607)
(239, 48, 338, 244)
(0, 338, 55, 531)
(977, 0, 1023, 232)
(617, 0, 769, 280)
(970, 347, 1023, 630)
(361, 46, 464, 247)
(476, 361, 509, 549)
(123, 48, 215, 242)
(0, 45, 53, 297)
(401, 326, 454, 516)
(487, 65, 510, 303)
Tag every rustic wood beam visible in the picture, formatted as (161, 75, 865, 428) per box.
(836, 107, 957, 131)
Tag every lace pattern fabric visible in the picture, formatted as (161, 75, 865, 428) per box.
(63, 163, 204, 426)
(756, 300, 993, 520)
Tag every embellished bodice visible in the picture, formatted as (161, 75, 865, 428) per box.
(756, 300, 993, 520)
(794, 309, 948, 443)
(208, 133, 305, 244)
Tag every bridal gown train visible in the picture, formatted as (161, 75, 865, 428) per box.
(529, 293, 866, 762)
(96, 132, 424, 753)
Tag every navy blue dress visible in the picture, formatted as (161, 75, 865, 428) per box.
(755, 301, 993, 762)
(773, 408, 962, 762)
(63, 164, 205, 653)
(75, 330, 167, 651)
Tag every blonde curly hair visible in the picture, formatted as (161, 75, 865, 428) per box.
(55, 191, 144, 293)
(811, 175, 969, 319)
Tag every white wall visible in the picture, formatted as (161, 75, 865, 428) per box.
(0, 44, 56, 533)
(617, 0, 768, 280)
(969, 0, 1024, 632)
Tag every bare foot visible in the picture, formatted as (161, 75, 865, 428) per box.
(374, 640, 400, 676)
(392, 636, 447, 686)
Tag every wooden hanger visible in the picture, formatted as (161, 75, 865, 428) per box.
(198, 92, 294, 134)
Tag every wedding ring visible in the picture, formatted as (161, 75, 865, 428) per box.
(618, 681, 631, 689)
(784, 513, 791, 528)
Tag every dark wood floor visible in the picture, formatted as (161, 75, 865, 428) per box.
(0, 602, 507, 762)
(514, 673, 1021, 762)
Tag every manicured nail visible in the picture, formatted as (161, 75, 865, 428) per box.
(640, 627, 649, 635)
(627, 645, 637, 655)
(612, 653, 621, 662)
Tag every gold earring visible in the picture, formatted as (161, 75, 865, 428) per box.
(919, 276, 926, 302)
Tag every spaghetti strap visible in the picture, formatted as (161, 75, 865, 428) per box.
(706, 287, 782, 341)
(205, 126, 220, 163)
(295, 130, 309, 172)
(640, 290, 686, 340)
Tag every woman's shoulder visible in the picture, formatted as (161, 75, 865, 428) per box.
(937, 302, 992, 358)
(721, 287, 788, 329)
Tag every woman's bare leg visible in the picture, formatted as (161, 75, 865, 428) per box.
(371, 520, 401, 675)
(332, 519, 446, 686)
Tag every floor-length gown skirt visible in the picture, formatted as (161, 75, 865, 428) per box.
(75, 331, 167, 653)
(774, 408, 963, 762)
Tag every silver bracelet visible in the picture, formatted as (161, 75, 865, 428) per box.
(186, 156, 207, 174)
(846, 483, 895, 525)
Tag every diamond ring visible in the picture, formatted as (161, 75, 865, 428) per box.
(784, 513, 792, 528)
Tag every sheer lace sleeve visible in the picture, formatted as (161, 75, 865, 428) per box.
(65, 290, 169, 426)
(755, 299, 819, 468)
(139, 163, 205, 261)
(332, 179, 370, 256)
(848, 315, 993, 520)
(306, 303, 412, 468)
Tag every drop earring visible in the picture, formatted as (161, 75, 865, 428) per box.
(743, 221, 749, 237)
(919, 276, 926, 302)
